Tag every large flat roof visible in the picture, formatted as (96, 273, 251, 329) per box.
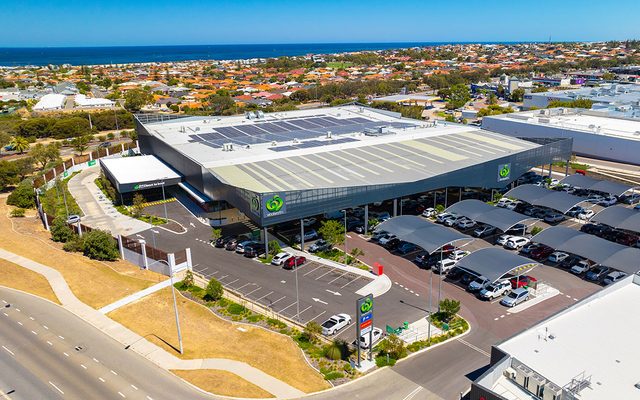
(486, 108, 640, 142)
(497, 274, 640, 400)
(139, 105, 541, 193)
(100, 155, 181, 184)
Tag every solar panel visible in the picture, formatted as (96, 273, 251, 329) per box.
(271, 122, 296, 131)
(346, 117, 372, 124)
(268, 137, 359, 152)
(188, 135, 204, 142)
(306, 117, 333, 128)
(234, 125, 263, 136)
(318, 117, 341, 126)
(200, 133, 226, 141)
(216, 127, 248, 138)
(277, 121, 304, 131)
(322, 116, 344, 124)
(255, 122, 288, 133)
(287, 119, 321, 130)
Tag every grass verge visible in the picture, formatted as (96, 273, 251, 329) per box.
(107, 288, 329, 393)
(0, 259, 60, 304)
(172, 370, 275, 398)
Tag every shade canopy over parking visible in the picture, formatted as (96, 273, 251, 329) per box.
(560, 174, 636, 196)
(375, 215, 473, 254)
(454, 247, 539, 283)
(591, 206, 640, 234)
(504, 184, 588, 214)
(532, 226, 640, 274)
(445, 199, 537, 232)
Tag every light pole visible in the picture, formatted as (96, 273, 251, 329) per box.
(341, 209, 347, 266)
(160, 258, 184, 355)
(294, 256, 300, 321)
(161, 183, 168, 223)
(151, 229, 159, 260)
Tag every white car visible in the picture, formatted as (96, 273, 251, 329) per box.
(544, 213, 565, 223)
(468, 276, 491, 292)
(358, 327, 383, 348)
(271, 252, 292, 265)
(587, 194, 605, 204)
(505, 236, 530, 250)
(505, 201, 521, 211)
(443, 215, 463, 227)
(566, 206, 585, 217)
(496, 198, 513, 208)
(434, 258, 457, 274)
(457, 218, 476, 229)
(479, 280, 512, 300)
(598, 196, 617, 207)
(571, 260, 594, 275)
(577, 209, 594, 220)
(603, 271, 627, 285)
(496, 234, 514, 246)
(378, 234, 397, 246)
(422, 207, 437, 218)
(548, 251, 569, 263)
(321, 314, 352, 335)
(436, 212, 454, 223)
(448, 249, 470, 261)
(66, 214, 81, 224)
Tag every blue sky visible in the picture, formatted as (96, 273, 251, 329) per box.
(4, 0, 640, 47)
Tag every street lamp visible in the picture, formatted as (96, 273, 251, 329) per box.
(294, 256, 300, 322)
(157, 258, 184, 355)
(341, 209, 347, 266)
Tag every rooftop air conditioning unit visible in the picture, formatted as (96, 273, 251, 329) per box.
(530, 372, 547, 393)
(195, 127, 200, 131)
(271, 141, 277, 146)
(326, 131, 332, 139)
(256, 110, 265, 119)
(504, 367, 517, 380)
(363, 126, 392, 136)
(179, 126, 186, 133)
(222, 143, 234, 152)
(543, 382, 562, 400)
(245, 112, 255, 120)
(538, 118, 550, 124)
(515, 364, 533, 388)
(292, 138, 300, 144)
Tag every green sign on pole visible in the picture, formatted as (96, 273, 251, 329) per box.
(88, 159, 96, 167)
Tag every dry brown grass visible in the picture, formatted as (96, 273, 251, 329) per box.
(172, 369, 275, 398)
(0, 199, 164, 309)
(108, 289, 329, 393)
(0, 259, 60, 304)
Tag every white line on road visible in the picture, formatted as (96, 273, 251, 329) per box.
(63, 352, 69, 357)
(118, 391, 126, 398)
(29, 317, 34, 320)
(315, 269, 334, 280)
(297, 305, 312, 315)
(17, 321, 22, 326)
(98, 377, 105, 383)
(1, 300, 5, 303)
(81, 364, 87, 369)
(457, 338, 490, 357)
(46, 341, 53, 346)
(2, 346, 14, 356)
(252, 290, 272, 301)
(327, 271, 348, 284)
(147, 396, 154, 400)
(58, 335, 64, 340)
(111, 370, 118, 375)
(15, 308, 20, 312)
(303, 265, 322, 276)
(278, 301, 299, 313)
(224, 278, 239, 286)
(2, 313, 7, 316)
(269, 296, 287, 306)
(49, 381, 64, 395)
(43, 325, 49, 330)
(235, 283, 253, 291)
(131, 384, 138, 390)
(245, 287, 264, 297)
(402, 386, 423, 400)
(340, 276, 360, 289)
(93, 357, 100, 363)
(308, 311, 326, 322)
(31, 330, 38, 335)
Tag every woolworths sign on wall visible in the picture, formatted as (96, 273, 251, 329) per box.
(263, 193, 286, 217)
(497, 163, 511, 182)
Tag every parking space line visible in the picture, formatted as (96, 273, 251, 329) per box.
(253, 290, 273, 301)
(297, 305, 313, 315)
(341, 276, 361, 288)
(315, 269, 334, 281)
(268, 296, 287, 306)
(277, 301, 299, 313)
(235, 283, 253, 291)
(245, 287, 264, 297)
(303, 265, 323, 277)
(328, 271, 349, 284)
(308, 311, 326, 322)
(218, 275, 229, 281)
(224, 278, 239, 286)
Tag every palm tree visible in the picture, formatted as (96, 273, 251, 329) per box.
(10, 137, 29, 154)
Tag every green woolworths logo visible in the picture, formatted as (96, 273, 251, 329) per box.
(265, 195, 284, 213)
(499, 164, 511, 178)
(360, 297, 373, 313)
(134, 184, 140, 190)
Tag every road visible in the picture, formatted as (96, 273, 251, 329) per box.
(0, 287, 214, 400)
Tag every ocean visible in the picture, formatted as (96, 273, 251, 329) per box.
(0, 42, 505, 67)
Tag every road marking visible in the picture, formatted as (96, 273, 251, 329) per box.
(2, 313, 7, 316)
(245, 287, 264, 297)
(1, 300, 5, 303)
(49, 381, 64, 394)
(573, 297, 579, 301)
(131, 384, 138, 390)
(308, 311, 326, 322)
(81, 364, 87, 369)
(43, 325, 49, 330)
(147, 396, 154, 400)
(325, 289, 341, 296)
(328, 272, 348, 284)
(111, 370, 118, 375)
(303, 265, 322, 276)
(494, 317, 499, 321)
(58, 335, 64, 340)
(93, 357, 100, 363)
(315, 269, 334, 280)
(235, 283, 253, 291)
(297, 305, 313, 315)
(2, 346, 14, 356)
(17, 322, 22, 326)
(218, 274, 229, 281)
(402, 386, 423, 400)
(31, 330, 38, 335)
(278, 301, 299, 313)
(98, 377, 105, 383)
(311, 297, 328, 305)
(29, 317, 34, 320)
(415, 293, 420, 297)
(340, 276, 360, 288)
(63, 352, 69, 357)
(269, 296, 287, 306)
(15, 308, 20, 312)
(224, 278, 239, 286)
(457, 338, 490, 357)
(118, 391, 126, 398)
(47, 341, 53, 346)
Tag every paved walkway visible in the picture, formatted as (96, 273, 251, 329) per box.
(0, 247, 305, 399)
(98, 278, 173, 314)
(67, 167, 150, 236)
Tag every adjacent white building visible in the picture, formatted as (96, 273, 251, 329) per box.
(523, 83, 640, 110)
(74, 94, 115, 109)
(33, 93, 67, 111)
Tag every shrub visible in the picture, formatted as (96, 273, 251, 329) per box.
(107, 132, 115, 140)
(7, 183, 35, 209)
(375, 355, 397, 367)
(51, 217, 74, 243)
(303, 321, 322, 343)
(246, 314, 264, 323)
(438, 298, 461, 322)
(323, 371, 344, 380)
(62, 234, 84, 252)
(531, 226, 543, 236)
(227, 303, 247, 315)
(377, 334, 407, 360)
(325, 345, 342, 360)
(10, 208, 25, 217)
(267, 318, 287, 329)
(82, 229, 119, 260)
(204, 278, 223, 301)
(181, 270, 195, 288)
(268, 240, 281, 256)
(435, 204, 445, 213)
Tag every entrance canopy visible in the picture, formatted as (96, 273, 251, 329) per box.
(560, 174, 636, 196)
(532, 226, 640, 274)
(100, 155, 182, 193)
(592, 206, 640, 235)
(376, 215, 472, 254)
(504, 184, 588, 214)
(445, 199, 537, 232)
(455, 247, 539, 283)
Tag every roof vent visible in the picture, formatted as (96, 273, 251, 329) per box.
(222, 143, 234, 152)
(245, 112, 255, 120)
(256, 110, 265, 119)
(364, 126, 392, 136)
(292, 138, 300, 144)
(271, 141, 277, 146)
(326, 131, 332, 139)
(195, 127, 200, 131)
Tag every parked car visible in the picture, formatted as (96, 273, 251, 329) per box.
(295, 229, 318, 242)
(448, 249, 470, 261)
(510, 275, 537, 289)
(443, 215, 463, 227)
(321, 314, 351, 335)
(468, 276, 491, 292)
(271, 252, 292, 265)
(375, 212, 391, 222)
(433, 258, 457, 274)
(378, 234, 397, 246)
(479, 280, 512, 300)
(529, 244, 554, 260)
(620, 193, 640, 205)
(504, 224, 527, 236)
(446, 267, 465, 281)
(505, 236, 530, 250)
(505, 201, 521, 211)
(371, 231, 388, 242)
(235, 240, 255, 254)
(616, 232, 639, 246)
(559, 254, 584, 269)
(396, 241, 417, 255)
(422, 208, 437, 218)
(520, 242, 541, 255)
(585, 265, 611, 281)
(383, 237, 401, 250)
(358, 327, 383, 348)
(496, 235, 514, 246)
(416, 252, 449, 268)
(580, 223, 603, 235)
(225, 238, 240, 251)
(214, 235, 236, 248)
(244, 245, 266, 258)
(544, 213, 565, 223)
(566, 206, 585, 217)
(473, 224, 496, 238)
(548, 251, 569, 263)
(571, 260, 595, 275)
(66, 214, 81, 224)
(598, 196, 618, 207)
(496, 198, 514, 208)
(456, 218, 476, 229)
(309, 239, 331, 253)
(577, 209, 595, 220)
(283, 256, 306, 270)
(98, 141, 112, 148)
(586, 194, 605, 204)
(500, 288, 529, 307)
(603, 271, 627, 285)
(436, 212, 455, 224)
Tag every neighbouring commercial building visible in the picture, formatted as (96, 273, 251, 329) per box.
(522, 83, 640, 110)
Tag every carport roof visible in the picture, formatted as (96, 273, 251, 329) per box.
(445, 199, 537, 232)
(455, 247, 539, 283)
(532, 226, 640, 274)
(560, 174, 636, 196)
(591, 206, 640, 234)
(504, 184, 588, 214)
(375, 215, 473, 254)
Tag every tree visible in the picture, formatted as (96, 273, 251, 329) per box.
(509, 88, 525, 102)
(601, 72, 615, 80)
(131, 193, 146, 218)
(50, 217, 75, 243)
(124, 88, 154, 112)
(303, 321, 322, 343)
(0, 132, 10, 148)
(377, 334, 407, 360)
(438, 298, 461, 322)
(7, 182, 35, 209)
(13, 157, 34, 180)
(268, 240, 282, 256)
(181, 270, 195, 288)
(487, 92, 498, 105)
(0, 160, 19, 191)
(206, 95, 235, 115)
(29, 143, 60, 170)
(446, 84, 470, 110)
(9, 136, 30, 154)
(82, 229, 120, 261)
(349, 248, 364, 265)
(71, 134, 92, 155)
(205, 278, 223, 301)
(210, 227, 222, 241)
(318, 219, 345, 246)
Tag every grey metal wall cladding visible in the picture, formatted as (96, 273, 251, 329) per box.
(445, 199, 537, 232)
(560, 174, 636, 196)
(455, 247, 539, 282)
(592, 206, 640, 234)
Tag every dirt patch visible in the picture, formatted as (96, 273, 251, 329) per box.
(108, 289, 329, 393)
(172, 369, 275, 398)
(0, 259, 60, 304)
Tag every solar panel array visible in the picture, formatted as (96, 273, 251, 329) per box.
(186, 115, 415, 150)
(268, 137, 360, 152)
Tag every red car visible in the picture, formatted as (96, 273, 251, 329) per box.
(529, 245, 554, 260)
(510, 275, 537, 289)
(283, 256, 306, 270)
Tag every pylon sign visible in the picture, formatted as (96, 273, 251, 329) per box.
(356, 293, 374, 366)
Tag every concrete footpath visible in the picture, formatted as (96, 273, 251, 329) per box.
(0, 247, 305, 399)
(98, 278, 173, 314)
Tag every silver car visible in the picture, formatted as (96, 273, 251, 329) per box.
(500, 288, 529, 307)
